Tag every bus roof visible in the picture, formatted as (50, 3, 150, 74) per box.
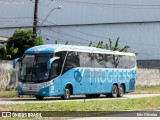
(25, 44, 135, 56)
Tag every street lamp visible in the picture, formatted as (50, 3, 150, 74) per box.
(40, 6, 62, 26)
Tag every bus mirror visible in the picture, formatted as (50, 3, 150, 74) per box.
(13, 57, 22, 69)
(47, 57, 60, 69)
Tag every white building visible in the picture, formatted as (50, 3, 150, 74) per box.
(0, 0, 160, 61)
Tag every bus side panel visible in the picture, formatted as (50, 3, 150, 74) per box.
(123, 69, 137, 93)
(57, 68, 137, 96)
(129, 70, 137, 91)
(96, 70, 107, 94)
(59, 69, 81, 95)
(49, 78, 61, 96)
(80, 69, 110, 94)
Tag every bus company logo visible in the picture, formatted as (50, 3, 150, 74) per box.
(34, 48, 45, 52)
(74, 70, 82, 82)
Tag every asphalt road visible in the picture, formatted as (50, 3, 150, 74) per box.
(0, 94, 160, 104)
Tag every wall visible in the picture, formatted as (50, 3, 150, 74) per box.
(0, 60, 17, 90)
(137, 60, 160, 68)
(137, 68, 160, 86)
(0, 61, 160, 90)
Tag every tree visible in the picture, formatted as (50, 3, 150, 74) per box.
(0, 44, 18, 60)
(89, 37, 130, 52)
(4, 29, 44, 59)
(54, 40, 69, 45)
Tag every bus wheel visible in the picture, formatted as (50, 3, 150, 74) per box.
(111, 85, 118, 98)
(118, 85, 125, 97)
(106, 94, 112, 98)
(61, 86, 71, 100)
(35, 95, 44, 100)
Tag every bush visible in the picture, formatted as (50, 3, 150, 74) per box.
(0, 29, 44, 60)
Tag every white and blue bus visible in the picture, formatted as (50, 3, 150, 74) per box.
(13, 44, 137, 100)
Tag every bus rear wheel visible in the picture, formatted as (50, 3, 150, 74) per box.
(35, 95, 44, 100)
(61, 86, 71, 100)
(111, 85, 118, 98)
(118, 85, 125, 97)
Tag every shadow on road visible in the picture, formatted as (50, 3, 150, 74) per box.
(0, 95, 110, 101)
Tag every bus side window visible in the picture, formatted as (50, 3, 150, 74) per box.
(92, 53, 104, 68)
(129, 56, 136, 68)
(104, 54, 115, 68)
(50, 60, 60, 79)
(55, 51, 67, 74)
(119, 55, 129, 69)
(79, 52, 92, 67)
(62, 51, 80, 74)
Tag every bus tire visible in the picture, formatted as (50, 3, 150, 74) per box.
(118, 85, 125, 97)
(35, 95, 44, 100)
(61, 86, 71, 100)
(106, 94, 112, 98)
(111, 85, 118, 98)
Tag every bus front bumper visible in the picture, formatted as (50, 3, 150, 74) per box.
(17, 81, 55, 97)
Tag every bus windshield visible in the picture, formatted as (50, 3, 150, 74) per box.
(19, 54, 53, 83)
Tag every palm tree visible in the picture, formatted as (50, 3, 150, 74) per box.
(88, 37, 131, 68)
(54, 40, 69, 45)
(89, 37, 130, 52)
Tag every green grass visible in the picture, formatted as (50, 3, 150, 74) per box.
(0, 96, 160, 111)
(0, 90, 18, 98)
(135, 86, 160, 94)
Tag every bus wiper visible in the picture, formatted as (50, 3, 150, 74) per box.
(32, 66, 41, 83)
(22, 75, 27, 83)
(22, 67, 32, 83)
(36, 75, 40, 83)
(35, 69, 40, 83)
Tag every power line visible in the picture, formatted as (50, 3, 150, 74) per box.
(47, 27, 98, 44)
(55, 0, 160, 9)
(39, 32, 88, 44)
(38, 19, 136, 45)
(40, 0, 52, 7)
(38, 19, 160, 47)
(40, 32, 160, 57)
(0, 17, 33, 19)
(57, 0, 160, 7)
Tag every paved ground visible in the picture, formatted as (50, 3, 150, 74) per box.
(0, 94, 160, 104)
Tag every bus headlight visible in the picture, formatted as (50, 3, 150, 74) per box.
(41, 81, 53, 88)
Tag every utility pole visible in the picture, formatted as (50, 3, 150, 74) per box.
(32, 0, 39, 47)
